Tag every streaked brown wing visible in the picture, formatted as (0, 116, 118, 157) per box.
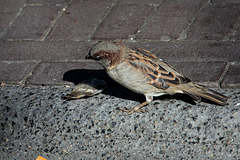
(127, 48, 191, 90)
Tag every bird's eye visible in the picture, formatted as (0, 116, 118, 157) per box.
(94, 56, 101, 61)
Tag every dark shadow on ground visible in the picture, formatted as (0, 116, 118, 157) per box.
(63, 69, 112, 85)
(63, 69, 217, 105)
(62, 69, 144, 102)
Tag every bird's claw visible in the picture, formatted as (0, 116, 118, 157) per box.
(117, 107, 145, 114)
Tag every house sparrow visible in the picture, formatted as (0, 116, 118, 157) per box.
(85, 41, 228, 114)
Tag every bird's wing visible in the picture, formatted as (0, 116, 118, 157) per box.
(126, 48, 191, 90)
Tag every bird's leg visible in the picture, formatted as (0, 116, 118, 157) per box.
(118, 95, 153, 114)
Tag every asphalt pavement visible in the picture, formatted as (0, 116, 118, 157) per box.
(0, 85, 240, 159)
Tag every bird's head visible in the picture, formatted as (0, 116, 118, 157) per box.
(85, 41, 123, 69)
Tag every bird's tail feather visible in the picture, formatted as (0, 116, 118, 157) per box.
(183, 84, 229, 105)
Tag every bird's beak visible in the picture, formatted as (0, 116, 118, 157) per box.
(85, 52, 93, 59)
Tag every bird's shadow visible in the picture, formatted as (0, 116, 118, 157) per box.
(63, 69, 216, 106)
(62, 69, 143, 102)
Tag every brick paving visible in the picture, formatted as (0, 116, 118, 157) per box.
(0, 0, 240, 88)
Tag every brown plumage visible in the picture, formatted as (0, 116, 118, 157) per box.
(85, 41, 229, 114)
